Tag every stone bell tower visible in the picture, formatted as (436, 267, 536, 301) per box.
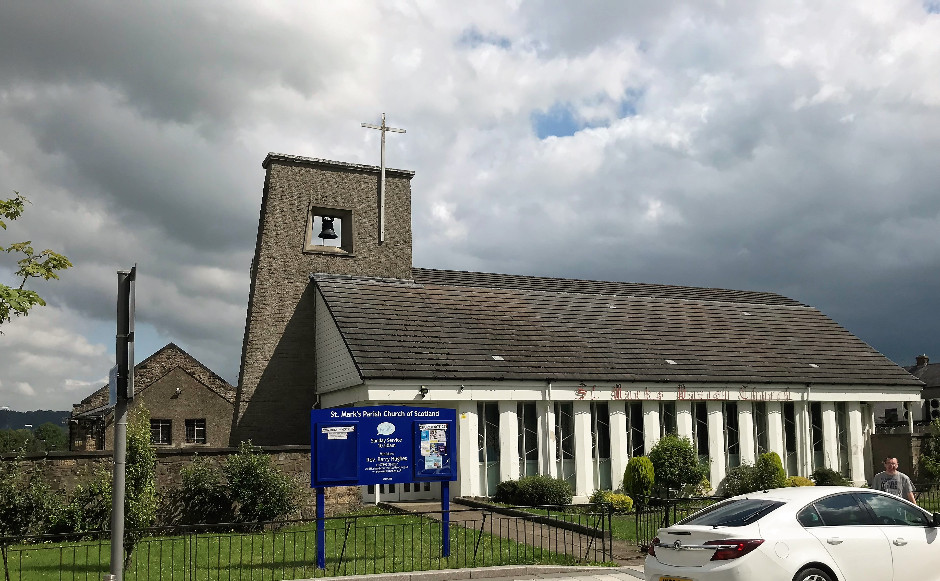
(233, 153, 414, 444)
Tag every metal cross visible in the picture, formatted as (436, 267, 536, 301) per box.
(361, 113, 406, 243)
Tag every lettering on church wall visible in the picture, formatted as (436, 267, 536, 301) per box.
(574, 382, 793, 402)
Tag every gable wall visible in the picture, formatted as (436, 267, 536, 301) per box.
(98, 367, 234, 450)
(315, 290, 362, 392)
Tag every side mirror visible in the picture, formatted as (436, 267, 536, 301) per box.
(932, 512, 940, 528)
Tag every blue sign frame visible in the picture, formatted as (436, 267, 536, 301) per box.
(310, 406, 456, 487)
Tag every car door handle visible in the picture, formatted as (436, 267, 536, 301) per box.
(826, 537, 843, 545)
(893, 538, 908, 546)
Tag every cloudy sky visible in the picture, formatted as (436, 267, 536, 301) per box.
(1, 1, 939, 412)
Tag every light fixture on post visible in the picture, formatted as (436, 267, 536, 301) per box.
(318, 216, 338, 240)
(418, 385, 429, 398)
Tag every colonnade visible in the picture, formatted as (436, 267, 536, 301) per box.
(455, 399, 873, 498)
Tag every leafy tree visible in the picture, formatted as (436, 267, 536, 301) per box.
(648, 434, 705, 493)
(33, 422, 67, 451)
(1, 193, 72, 327)
(0, 429, 32, 454)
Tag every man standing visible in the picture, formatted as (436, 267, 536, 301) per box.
(871, 457, 917, 504)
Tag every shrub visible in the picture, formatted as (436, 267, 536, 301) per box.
(787, 476, 815, 487)
(0, 459, 63, 536)
(177, 456, 232, 524)
(515, 475, 572, 506)
(681, 476, 712, 497)
(494, 480, 520, 504)
(811, 467, 850, 486)
(53, 469, 112, 534)
(125, 408, 157, 531)
(224, 441, 298, 522)
(589, 489, 634, 513)
(718, 464, 758, 497)
(920, 418, 940, 480)
(649, 435, 703, 493)
(753, 452, 787, 490)
(623, 456, 655, 501)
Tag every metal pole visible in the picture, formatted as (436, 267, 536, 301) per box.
(316, 488, 326, 569)
(108, 267, 135, 581)
(379, 113, 386, 243)
(442, 481, 450, 557)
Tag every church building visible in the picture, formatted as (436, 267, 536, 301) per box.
(234, 152, 922, 501)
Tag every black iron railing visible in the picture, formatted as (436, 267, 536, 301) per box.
(0, 506, 613, 580)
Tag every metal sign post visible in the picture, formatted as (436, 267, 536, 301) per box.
(107, 266, 135, 581)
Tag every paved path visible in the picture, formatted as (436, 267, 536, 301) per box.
(382, 502, 646, 568)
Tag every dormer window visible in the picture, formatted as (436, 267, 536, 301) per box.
(304, 206, 353, 255)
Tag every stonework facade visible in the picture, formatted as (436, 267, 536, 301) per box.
(70, 343, 235, 451)
(234, 154, 414, 445)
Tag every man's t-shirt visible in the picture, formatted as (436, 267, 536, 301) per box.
(871, 471, 915, 499)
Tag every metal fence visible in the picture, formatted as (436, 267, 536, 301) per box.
(0, 506, 613, 580)
(633, 496, 721, 551)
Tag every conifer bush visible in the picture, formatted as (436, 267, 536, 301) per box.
(623, 456, 655, 501)
(754, 452, 787, 490)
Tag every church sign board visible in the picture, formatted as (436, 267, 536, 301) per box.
(310, 405, 456, 487)
(310, 405, 457, 568)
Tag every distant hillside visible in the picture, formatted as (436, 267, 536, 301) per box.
(0, 409, 69, 430)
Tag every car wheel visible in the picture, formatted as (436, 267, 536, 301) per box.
(794, 567, 833, 581)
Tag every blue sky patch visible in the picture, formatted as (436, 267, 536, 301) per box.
(926, 0, 940, 13)
(457, 27, 512, 49)
(532, 103, 581, 139)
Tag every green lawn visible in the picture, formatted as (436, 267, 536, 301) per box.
(2, 509, 591, 581)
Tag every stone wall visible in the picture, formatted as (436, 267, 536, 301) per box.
(1, 445, 360, 519)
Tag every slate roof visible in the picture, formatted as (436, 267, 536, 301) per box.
(313, 268, 920, 387)
(71, 343, 236, 418)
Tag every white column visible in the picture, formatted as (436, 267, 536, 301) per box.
(796, 401, 813, 476)
(847, 402, 866, 485)
(498, 401, 519, 483)
(737, 402, 756, 466)
(766, 402, 785, 464)
(821, 402, 839, 472)
(707, 401, 726, 488)
(862, 403, 876, 483)
(538, 400, 558, 478)
(609, 401, 628, 490)
(676, 401, 693, 441)
(642, 400, 661, 454)
(456, 401, 481, 497)
(573, 401, 594, 497)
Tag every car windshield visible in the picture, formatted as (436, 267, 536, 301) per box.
(677, 499, 784, 527)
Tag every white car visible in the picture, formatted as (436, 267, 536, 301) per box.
(644, 485, 940, 581)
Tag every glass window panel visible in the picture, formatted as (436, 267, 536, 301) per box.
(857, 492, 929, 527)
(813, 493, 872, 526)
(725, 403, 740, 468)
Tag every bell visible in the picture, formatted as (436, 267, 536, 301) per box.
(318, 216, 338, 240)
